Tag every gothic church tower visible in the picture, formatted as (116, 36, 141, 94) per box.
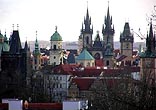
(140, 22, 156, 83)
(120, 22, 134, 57)
(102, 5, 115, 67)
(81, 7, 93, 49)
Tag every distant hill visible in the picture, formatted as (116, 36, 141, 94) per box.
(22, 41, 146, 52)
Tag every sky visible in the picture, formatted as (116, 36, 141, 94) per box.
(0, 0, 156, 42)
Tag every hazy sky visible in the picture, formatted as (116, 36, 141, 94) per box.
(0, 0, 155, 42)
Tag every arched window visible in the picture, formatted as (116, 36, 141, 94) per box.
(86, 36, 89, 44)
(54, 45, 56, 50)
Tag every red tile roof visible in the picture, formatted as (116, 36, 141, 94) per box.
(51, 64, 140, 76)
(72, 78, 94, 90)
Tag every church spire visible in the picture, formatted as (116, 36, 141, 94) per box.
(81, 3, 93, 34)
(102, 2, 114, 36)
(146, 22, 155, 54)
(35, 31, 39, 50)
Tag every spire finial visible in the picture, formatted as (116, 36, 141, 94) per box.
(108, 1, 109, 7)
(87, 1, 88, 8)
(5, 29, 6, 35)
(97, 30, 99, 34)
(25, 36, 27, 41)
(55, 26, 57, 32)
(12, 24, 14, 30)
(17, 24, 19, 30)
(36, 30, 37, 39)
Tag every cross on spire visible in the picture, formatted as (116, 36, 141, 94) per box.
(36, 30, 38, 39)
(55, 26, 57, 32)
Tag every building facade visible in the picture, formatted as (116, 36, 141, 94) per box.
(79, 5, 115, 68)
(49, 27, 63, 66)
(0, 29, 31, 98)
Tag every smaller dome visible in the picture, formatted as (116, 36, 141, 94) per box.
(50, 29, 62, 41)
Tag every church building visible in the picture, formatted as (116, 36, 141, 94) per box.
(78, 5, 115, 68)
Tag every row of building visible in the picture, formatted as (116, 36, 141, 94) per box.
(0, 5, 155, 103)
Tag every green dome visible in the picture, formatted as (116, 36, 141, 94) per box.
(50, 30, 62, 41)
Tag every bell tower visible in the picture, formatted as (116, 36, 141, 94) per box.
(140, 22, 156, 83)
(102, 4, 115, 68)
(120, 22, 134, 57)
(81, 6, 93, 49)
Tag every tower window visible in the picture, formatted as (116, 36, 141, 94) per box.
(106, 60, 109, 66)
(87, 62, 90, 67)
(86, 36, 89, 44)
(54, 62, 56, 66)
(34, 58, 37, 64)
(126, 43, 129, 49)
(54, 45, 56, 50)
(54, 56, 56, 59)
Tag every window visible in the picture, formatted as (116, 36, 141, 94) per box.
(54, 62, 56, 66)
(86, 36, 89, 44)
(126, 43, 129, 49)
(106, 60, 109, 66)
(34, 58, 37, 64)
(54, 45, 56, 50)
(60, 84, 62, 88)
(54, 56, 56, 59)
(60, 77, 62, 80)
(87, 62, 90, 67)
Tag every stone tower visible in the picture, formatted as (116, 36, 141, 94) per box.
(120, 22, 134, 57)
(140, 22, 156, 83)
(102, 5, 115, 68)
(33, 31, 41, 70)
(81, 7, 93, 49)
(49, 27, 63, 66)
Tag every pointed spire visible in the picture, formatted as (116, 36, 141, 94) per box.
(24, 40, 28, 51)
(86, 1, 89, 19)
(35, 31, 40, 52)
(81, 22, 84, 32)
(82, 2, 93, 34)
(35, 31, 38, 43)
(102, 1, 114, 35)
(149, 21, 153, 38)
(107, 1, 110, 21)
(4, 29, 8, 42)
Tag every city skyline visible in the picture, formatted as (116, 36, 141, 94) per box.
(0, 0, 155, 42)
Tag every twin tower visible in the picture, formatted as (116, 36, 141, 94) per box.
(78, 5, 134, 68)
